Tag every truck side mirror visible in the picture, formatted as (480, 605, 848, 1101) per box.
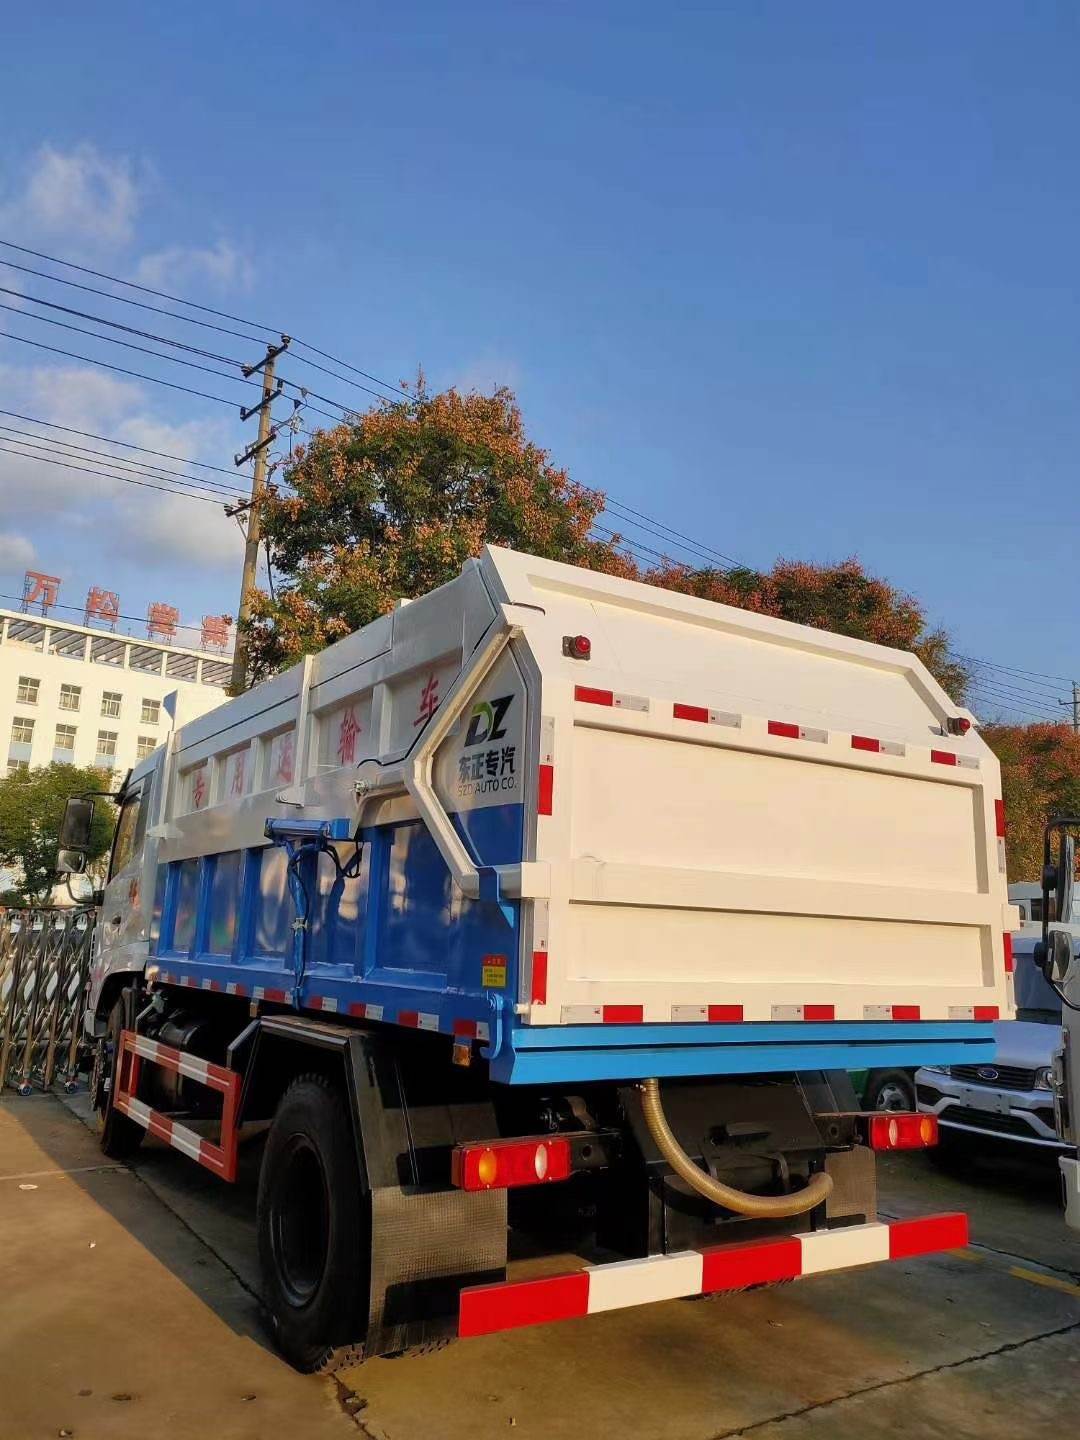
(1036, 929, 1074, 985)
(58, 796, 95, 852)
(1058, 836, 1076, 927)
(56, 848, 87, 876)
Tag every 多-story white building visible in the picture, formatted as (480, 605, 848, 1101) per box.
(1, 607, 230, 781)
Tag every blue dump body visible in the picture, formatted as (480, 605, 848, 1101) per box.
(151, 796, 997, 1084)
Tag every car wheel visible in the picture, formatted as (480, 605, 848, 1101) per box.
(864, 1069, 916, 1113)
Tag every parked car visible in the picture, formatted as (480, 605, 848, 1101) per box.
(915, 927, 1067, 1152)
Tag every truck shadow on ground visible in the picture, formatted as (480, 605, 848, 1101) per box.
(7, 1090, 280, 1357)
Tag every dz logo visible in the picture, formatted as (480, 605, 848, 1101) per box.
(465, 695, 512, 747)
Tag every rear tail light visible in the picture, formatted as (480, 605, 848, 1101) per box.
(451, 1136, 573, 1191)
(868, 1113, 938, 1151)
(562, 634, 592, 660)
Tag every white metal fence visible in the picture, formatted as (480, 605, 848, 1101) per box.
(0, 907, 96, 1094)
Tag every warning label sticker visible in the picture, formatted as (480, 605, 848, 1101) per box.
(481, 955, 508, 988)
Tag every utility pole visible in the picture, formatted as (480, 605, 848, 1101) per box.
(229, 337, 290, 693)
(1074, 681, 1080, 736)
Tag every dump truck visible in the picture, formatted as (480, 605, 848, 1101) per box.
(57, 546, 1015, 1371)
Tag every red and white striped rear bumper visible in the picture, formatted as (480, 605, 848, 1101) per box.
(458, 1213, 967, 1338)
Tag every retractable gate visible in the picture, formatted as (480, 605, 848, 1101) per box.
(0, 906, 97, 1094)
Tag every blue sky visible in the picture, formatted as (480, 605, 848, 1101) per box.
(1, 2, 1077, 717)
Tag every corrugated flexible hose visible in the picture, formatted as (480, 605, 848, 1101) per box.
(639, 1077, 834, 1219)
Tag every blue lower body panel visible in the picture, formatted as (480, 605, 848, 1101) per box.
(488, 1021, 997, 1084)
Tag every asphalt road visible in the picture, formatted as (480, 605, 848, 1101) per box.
(1, 1093, 1078, 1440)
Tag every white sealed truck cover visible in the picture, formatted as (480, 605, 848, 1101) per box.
(140, 546, 1013, 1084)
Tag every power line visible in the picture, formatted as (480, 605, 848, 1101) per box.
(0, 238, 409, 403)
(956, 653, 1073, 688)
(0, 408, 249, 480)
(0, 440, 232, 506)
(0, 424, 246, 499)
(0, 328, 243, 409)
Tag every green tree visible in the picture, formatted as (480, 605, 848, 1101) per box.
(245, 382, 633, 680)
(0, 763, 115, 905)
(981, 723, 1080, 881)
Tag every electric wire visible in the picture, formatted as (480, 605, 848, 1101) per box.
(0, 424, 246, 498)
(0, 440, 236, 506)
(0, 408, 249, 480)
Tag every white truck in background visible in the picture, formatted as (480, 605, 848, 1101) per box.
(56, 546, 1016, 1370)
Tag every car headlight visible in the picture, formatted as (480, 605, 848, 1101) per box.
(921, 1065, 950, 1076)
(1035, 1067, 1053, 1091)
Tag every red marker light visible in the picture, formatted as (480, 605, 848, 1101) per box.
(563, 634, 592, 660)
(868, 1113, 938, 1150)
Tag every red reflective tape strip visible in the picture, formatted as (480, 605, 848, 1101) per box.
(1003, 933, 1014, 974)
(602, 1005, 643, 1024)
(538, 763, 554, 816)
(206, 1061, 235, 1089)
(892, 1005, 921, 1021)
(348, 1002, 367, 1017)
(701, 1236, 802, 1293)
(264, 988, 288, 1003)
(531, 951, 548, 1005)
(708, 1004, 744, 1023)
(145, 1111, 174, 1145)
(673, 703, 710, 723)
(974, 1006, 999, 1022)
(459, 1272, 590, 1338)
(574, 686, 614, 707)
(804, 1004, 835, 1021)
(887, 1212, 968, 1259)
(453, 1018, 479, 1038)
(851, 735, 881, 752)
(931, 750, 958, 766)
(398, 1010, 419, 1028)
(308, 995, 326, 1010)
(768, 721, 800, 739)
(995, 798, 1007, 837)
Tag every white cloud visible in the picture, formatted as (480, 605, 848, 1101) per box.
(0, 143, 139, 252)
(0, 531, 34, 571)
(0, 363, 245, 572)
(449, 353, 522, 395)
(133, 239, 254, 294)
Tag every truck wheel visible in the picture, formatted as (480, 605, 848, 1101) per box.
(257, 1074, 368, 1373)
(92, 998, 144, 1160)
(864, 1069, 916, 1113)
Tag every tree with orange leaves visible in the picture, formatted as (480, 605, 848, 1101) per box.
(981, 723, 1080, 880)
(245, 381, 634, 678)
(647, 558, 970, 701)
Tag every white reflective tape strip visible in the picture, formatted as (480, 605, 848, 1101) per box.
(226, 983, 240, 996)
(167, 1124, 205, 1163)
(998, 838, 1007, 873)
(561, 1005, 603, 1024)
(949, 1006, 974, 1019)
(320, 996, 339, 1014)
(540, 714, 555, 765)
(119, 1095, 152, 1127)
(771, 1005, 804, 1021)
(177, 1053, 210, 1084)
(709, 710, 741, 728)
(671, 1005, 708, 1021)
(418, 1013, 439, 1032)
(201, 978, 213, 991)
(252, 987, 265, 1000)
(958, 755, 979, 769)
(364, 1003, 384, 1021)
(613, 693, 649, 712)
(799, 1222, 890, 1275)
(475, 1021, 490, 1042)
(586, 1252, 704, 1313)
(799, 726, 828, 743)
(863, 1005, 893, 1020)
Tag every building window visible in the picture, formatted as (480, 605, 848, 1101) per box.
(59, 684, 82, 712)
(96, 729, 118, 760)
(140, 698, 161, 725)
(11, 717, 35, 745)
(7, 759, 29, 777)
(16, 676, 40, 705)
(136, 735, 157, 760)
(55, 724, 77, 752)
(101, 691, 122, 719)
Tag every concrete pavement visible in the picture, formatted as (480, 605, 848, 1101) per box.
(1, 1091, 1079, 1439)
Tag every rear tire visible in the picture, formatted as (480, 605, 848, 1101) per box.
(257, 1073, 368, 1372)
(93, 998, 144, 1160)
